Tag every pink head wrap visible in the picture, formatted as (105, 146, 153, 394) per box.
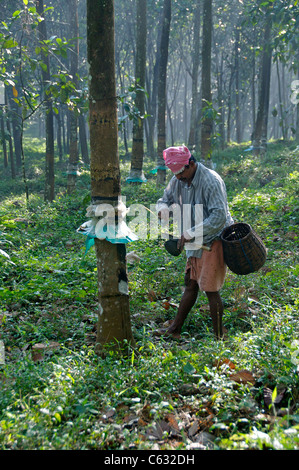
(163, 145, 191, 175)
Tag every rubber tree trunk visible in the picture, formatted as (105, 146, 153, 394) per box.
(0, 108, 8, 168)
(67, 0, 79, 194)
(188, 0, 201, 150)
(235, 27, 242, 143)
(55, 112, 63, 164)
(5, 88, 15, 179)
(252, 18, 272, 156)
(146, 9, 163, 159)
(36, 0, 55, 202)
(87, 0, 134, 354)
(128, 0, 147, 183)
(79, 113, 89, 164)
(156, 0, 171, 186)
(200, 0, 213, 163)
(7, 84, 22, 167)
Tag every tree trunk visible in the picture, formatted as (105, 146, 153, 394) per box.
(276, 61, 286, 140)
(235, 27, 241, 143)
(36, 0, 55, 202)
(5, 88, 15, 179)
(128, 0, 147, 183)
(7, 84, 22, 167)
(55, 111, 63, 164)
(251, 51, 256, 135)
(188, 0, 201, 150)
(216, 50, 225, 148)
(87, 0, 134, 354)
(156, 0, 171, 186)
(200, 0, 213, 163)
(79, 113, 89, 164)
(0, 109, 8, 168)
(252, 19, 272, 156)
(296, 68, 299, 144)
(67, 0, 79, 194)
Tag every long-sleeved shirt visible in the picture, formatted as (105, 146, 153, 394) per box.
(156, 162, 234, 258)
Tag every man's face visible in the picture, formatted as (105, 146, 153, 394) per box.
(175, 161, 196, 184)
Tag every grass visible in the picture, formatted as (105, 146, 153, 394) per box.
(0, 137, 298, 450)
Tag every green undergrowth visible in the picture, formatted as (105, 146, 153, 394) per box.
(0, 139, 298, 450)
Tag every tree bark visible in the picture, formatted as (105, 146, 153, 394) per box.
(55, 111, 63, 164)
(67, 0, 79, 194)
(146, 9, 164, 159)
(79, 113, 89, 164)
(156, 0, 171, 186)
(0, 109, 8, 168)
(5, 88, 15, 179)
(235, 27, 241, 143)
(215, 50, 225, 148)
(188, 0, 201, 150)
(36, 0, 55, 202)
(200, 0, 213, 163)
(128, 0, 147, 183)
(252, 18, 272, 156)
(87, 0, 134, 354)
(7, 84, 22, 167)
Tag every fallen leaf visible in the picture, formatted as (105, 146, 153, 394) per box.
(214, 358, 236, 370)
(31, 342, 60, 362)
(147, 290, 158, 302)
(188, 420, 200, 437)
(166, 413, 180, 433)
(230, 370, 255, 386)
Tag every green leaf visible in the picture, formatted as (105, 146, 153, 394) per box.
(40, 62, 48, 72)
(183, 362, 196, 375)
(272, 387, 277, 404)
(3, 39, 18, 48)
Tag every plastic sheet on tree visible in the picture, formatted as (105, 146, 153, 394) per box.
(66, 163, 80, 176)
(77, 200, 138, 255)
(150, 165, 168, 174)
(125, 169, 147, 183)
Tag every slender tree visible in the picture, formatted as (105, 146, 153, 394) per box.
(0, 109, 8, 169)
(200, 0, 212, 163)
(252, 16, 272, 156)
(5, 88, 15, 179)
(234, 26, 242, 143)
(156, 0, 171, 186)
(87, 0, 135, 353)
(36, 0, 55, 201)
(188, 0, 201, 150)
(145, 7, 164, 158)
(67, 0, 79, 194)
(127, 0, 147, 183)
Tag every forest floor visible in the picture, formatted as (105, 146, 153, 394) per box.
(0, 138, 298, 452)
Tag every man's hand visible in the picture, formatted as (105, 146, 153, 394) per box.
(177, 233, 192, 251)
(158, 208, 169, 221)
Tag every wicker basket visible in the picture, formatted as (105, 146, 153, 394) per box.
(221, 223, 267, 275)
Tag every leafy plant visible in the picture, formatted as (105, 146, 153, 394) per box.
(0, 139, 298, 450)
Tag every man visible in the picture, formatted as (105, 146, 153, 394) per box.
(156, 145, 233, 340)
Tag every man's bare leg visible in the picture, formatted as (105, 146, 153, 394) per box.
(205, 291, 223, 340)
(165, 272, 199, 337)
